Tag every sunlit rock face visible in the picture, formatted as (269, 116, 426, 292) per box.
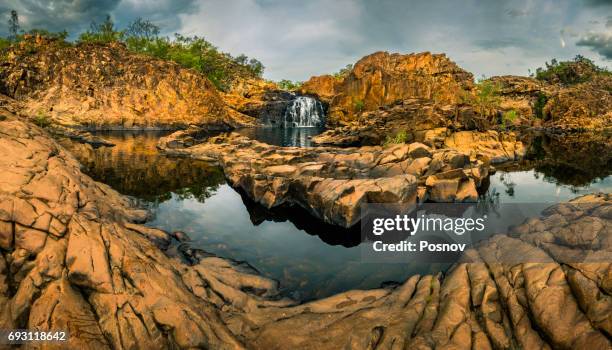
(302, 51, 475, 124)
(0, 36, 256, 130)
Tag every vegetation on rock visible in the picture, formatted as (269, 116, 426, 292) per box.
(1, 12, 264, 92)
(277, 79, 303, 90)
(534, 55, 610, 85)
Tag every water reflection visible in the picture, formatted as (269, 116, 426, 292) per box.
(59, 131, 225, 202)
(61, 129, 611, 300)
(236, 127, 325, 147)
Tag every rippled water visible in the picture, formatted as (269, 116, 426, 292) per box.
(62, 130, 612, 300)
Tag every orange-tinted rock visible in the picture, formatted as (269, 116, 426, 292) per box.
(0, 37, 256, 129)
(302, 51, 474, 124)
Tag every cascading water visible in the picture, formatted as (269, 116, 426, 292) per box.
(283, 96, 325, 127)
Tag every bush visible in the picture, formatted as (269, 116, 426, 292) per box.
(333, 64, 353, 79)
(384, 130, 409, 146)
(501, 110, 518, 130)
(353, 99, 365, 113)
(534, 55, 610, 85)
(278, 79, 303, 90)
(77, 16, 264, 91)
(534, 93, 548, 119)
(33, 113, 51, 128)
(472, 80, 501, 117)
(78, 15, 124, 44)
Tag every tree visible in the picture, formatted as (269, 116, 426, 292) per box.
(8, 10, 20, 40)
(79, 15, 123, 43)
(126, 18, 160, 40)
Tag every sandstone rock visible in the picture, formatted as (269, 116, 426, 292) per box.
(303, 51, 474, 124)
(0, 37, 256, 130)
(0, 101, 610, 350)
(444, 130, 526, 163)
(160, 132, 491, 226)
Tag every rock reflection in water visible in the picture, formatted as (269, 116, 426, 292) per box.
(236, 126, 325, 147)
(60, 131, 225, 203)
(60, 129, 611, 301)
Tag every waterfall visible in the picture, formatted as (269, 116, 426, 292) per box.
(283, 96, 325, 127)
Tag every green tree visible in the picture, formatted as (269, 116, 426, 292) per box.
(534, 55, 610, 85)
(79, 15, 124, 43)
(8, 10, 20, 41)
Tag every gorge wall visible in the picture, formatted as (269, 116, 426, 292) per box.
(0, 36, 257, 130)
(300, 51, 475, 124)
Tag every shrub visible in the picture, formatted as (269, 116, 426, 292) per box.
(534, 93, 548, 119)
(501, 110, 518, 130)
(473, 80, 501, 117)
(353, 99, 365, 113)
(33, 112, 51, 128)
(333, 64, 353, 79)
(278, 79, 303, 90)
(78, 15, 124, 44)
(384, 130, 409, 146)
(534, 55, 611, 85)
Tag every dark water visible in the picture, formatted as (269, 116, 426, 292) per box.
(237, 127, 325, 147)
(62, 130, 612, 301)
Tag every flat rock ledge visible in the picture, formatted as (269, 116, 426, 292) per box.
(0, 111, 610, 349)
(159, 132, 493, 227)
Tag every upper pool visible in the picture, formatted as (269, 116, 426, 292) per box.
(61, 130, 611, 301)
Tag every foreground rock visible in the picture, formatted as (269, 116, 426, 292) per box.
(0, 36, 256, 130)
(159, 132, 492, 227)
(1, 109, 610, 349)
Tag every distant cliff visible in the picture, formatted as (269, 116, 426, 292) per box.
(300, 51, 475, 124)
(0, 36, 256, 130)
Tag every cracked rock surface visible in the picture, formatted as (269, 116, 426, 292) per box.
(159, 132, 493, 227)
(0, 107, 610, 349)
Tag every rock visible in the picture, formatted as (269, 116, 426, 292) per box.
(222, 78, 297, 125)
(0, 37, 256, 130)
(444, 130, 526, 163)
(408, 142, 432, 158)
(298, 75, 340, 104)
(1, 101, 610, 349)
(160, 132, 492, 227)
(303, 51, 474, 124)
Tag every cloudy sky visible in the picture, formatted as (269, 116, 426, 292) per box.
(1, 0, 611, 81)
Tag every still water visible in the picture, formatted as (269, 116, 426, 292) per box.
(62, 130, 611, 301)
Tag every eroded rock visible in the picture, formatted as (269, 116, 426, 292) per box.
(159, 132, 491, 227)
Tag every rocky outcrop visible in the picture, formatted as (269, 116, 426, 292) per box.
(302, 51, 475, 124)
(0, 36, 257, 130)
(311, 98, 494, 147)
(222, 78, 297, 125)
(486, 74, 612, 131)
(1, 106, 610, 349)
(443, 130, 526, 164)
(298, 74, 341, 104)
(543, 76, 612, 131)
(488, 75, 548, 119)
(159, 132, 491, 227)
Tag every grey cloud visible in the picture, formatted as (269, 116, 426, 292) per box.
(0, 0, 120, 36)
(607, 16, 612, 27)
(577, 32, 612, 59)
(473, 38, 524, 50)
(0, 0, 196, 38)
(112, 0, 198, 34)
